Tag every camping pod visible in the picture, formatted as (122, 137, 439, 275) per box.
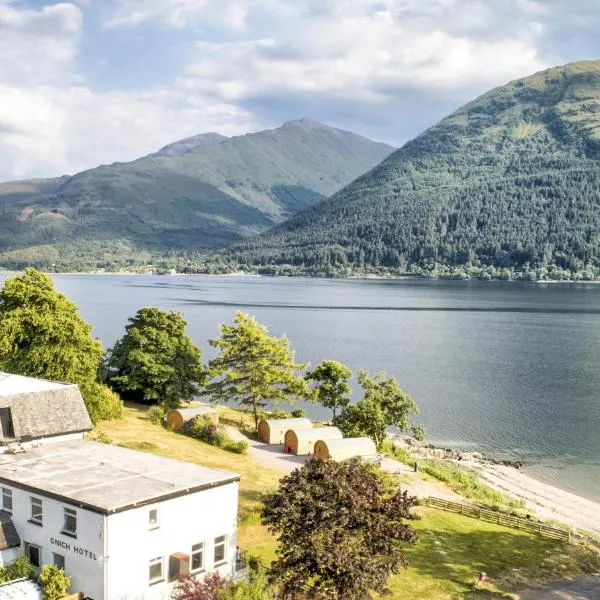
(284, 427, 343, 455)
(166, 406, 219, 430)
(313, 437, 377, 461)
(257, 418, 312, 444)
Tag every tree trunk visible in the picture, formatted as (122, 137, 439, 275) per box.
(253, 401, 259, 431)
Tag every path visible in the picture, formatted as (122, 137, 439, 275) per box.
(520, 574, 600, 599)
(227, 427, 460, 499)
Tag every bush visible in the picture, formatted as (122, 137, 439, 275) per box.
(0, 554, 34, 583)
(290, 408, 306, 418)
(187, 417, 248, 455)
(39, 564, 71, 600)
(171, 572, 227, 600)
(220, 571, 274, 600)
(82, 381, 124, 424)
(147, 405, 165, 425)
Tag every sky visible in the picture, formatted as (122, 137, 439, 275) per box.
(0, 0, 599, 181)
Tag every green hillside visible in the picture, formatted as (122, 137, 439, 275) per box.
(0, 120, 393, 271)
(225, 61, 600, 280)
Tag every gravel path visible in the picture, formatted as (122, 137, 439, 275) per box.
(520, 574, 600, 599)
(227, 427, 460, 500)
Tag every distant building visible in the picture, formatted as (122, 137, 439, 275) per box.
(0, 373, 242, 600)
(257, 418, 312, 444)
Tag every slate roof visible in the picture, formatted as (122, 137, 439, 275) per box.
(0, 439, 240, 514)
(0, 511, 20, 550)
(0, 373, 92, 440)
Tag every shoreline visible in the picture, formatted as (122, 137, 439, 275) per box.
(392, 435, 600, 537)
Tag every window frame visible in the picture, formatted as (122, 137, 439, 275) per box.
(62, 507, 77, 537)
(190, 542, 204, 573)
(25, 542, 41, 568)
(148, 556, 164, 585)
(53, 553, 65, 571)
(213, 535, 227, 566)
(30, 497, 43, 525)
(148, 507, 159, 530)
(1, 488, 12, 513)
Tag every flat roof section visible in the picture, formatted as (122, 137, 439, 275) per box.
(0, 372, 69, 397)
(0, 440, 240, 514)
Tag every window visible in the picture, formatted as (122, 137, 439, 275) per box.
(213, 535, 226, 565)
(148, 508, 159, 530)
(53, 553, 65, 571)
(62, 508, 77, 536)
(1, 488, 12, 512)
(30, 497, 43, 525)
(191, 542, 204, 573)
(148, 557, 163, 584)
(25, 542, 41, 568)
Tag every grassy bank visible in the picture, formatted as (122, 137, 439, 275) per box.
(94, 405, 600, 599)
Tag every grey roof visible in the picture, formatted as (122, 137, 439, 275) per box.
(0, 511, 20, 550)
(0, 373, 92, 440)
(0, 439, 239, 514)
(0, 579, 41, 600)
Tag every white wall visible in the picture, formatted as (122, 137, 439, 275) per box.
(106, 481, 239, 600)
(4, 485, 105, 598)
(0, 547, 20, 567)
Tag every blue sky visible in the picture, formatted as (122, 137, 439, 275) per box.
(0, 0, 599, 180)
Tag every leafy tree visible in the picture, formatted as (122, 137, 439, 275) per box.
(305, 359, 352, 420)
(335, 371, 423, 447)
(261, 458, 418, 599)
(39, 564, 71, 600)
(205, 311, 309, 429)
(103, 307, 205, 407)
(170, 573, 227, 600)
(0, 269, 122, 423)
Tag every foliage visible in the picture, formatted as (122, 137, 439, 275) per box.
(0, 555, 34, 583)
(0, 122, 392, 270)
(170, 573, 228, 600)
(261, 457, 418, 599)
(419, 459, 526, 513)
(103, 307, 205, 407)
(290, 408, 306, 418)
(186, 416, 248, 455)
(39, 564, 71, 600)
(205, 312, 310, 428)
(0, 269, 122, 423)
(147, 404, 166, 425)
(223, 61, 600, 280)
(220, 571, 274, 600)
(334, 371, 422, 448)
(305, 359, 352, 420)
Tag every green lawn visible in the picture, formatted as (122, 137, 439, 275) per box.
(95, 405, 600, 599)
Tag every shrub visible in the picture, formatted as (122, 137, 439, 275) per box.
(81, 381, 124, 424)
(290, 408, 306, 418)
(220, 571, 274, 600)
(39, 564, 71, 600)
(147, 405, 165, 425)
(171, 572, 227, 600)
(187, 417, 248, 455)
(224, 439, 248, 455)
(0, 554, 34, 583)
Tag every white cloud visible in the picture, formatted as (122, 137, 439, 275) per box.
(0, 0, 597, 181)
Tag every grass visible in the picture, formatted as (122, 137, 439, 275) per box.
(94, 404, 600, 599)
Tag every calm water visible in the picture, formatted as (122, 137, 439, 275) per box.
(2, 274, 599, 502)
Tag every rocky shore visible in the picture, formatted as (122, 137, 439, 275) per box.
(390, 434, 524, 469)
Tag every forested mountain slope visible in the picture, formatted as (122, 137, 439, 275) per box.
(225, 61, 600, 279)
(0, 120, 393, 271)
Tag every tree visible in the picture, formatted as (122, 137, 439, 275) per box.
(39, 564, 71, 600)
(205, 311, 309, 429)
(335, 371, 423, 447)
(103, 307, 205, 407)
(305, 359, 352, 420)
(261, 458, 418, 599)
(0, 269, 122, 423)
(170, 573, 227, 600)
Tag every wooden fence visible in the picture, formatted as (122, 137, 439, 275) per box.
(425, 497, 571, 542)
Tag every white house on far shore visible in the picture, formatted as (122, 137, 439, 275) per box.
(0, 373, 242, 600)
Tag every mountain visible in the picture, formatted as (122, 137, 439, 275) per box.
(225, 61, 600, 279)
(150, 133, 229, 157)
(0, 120, 394, 270)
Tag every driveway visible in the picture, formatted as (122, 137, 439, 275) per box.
(520, 575, 600, 599)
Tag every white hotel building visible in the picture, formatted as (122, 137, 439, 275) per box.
(0, 373, 242, 600)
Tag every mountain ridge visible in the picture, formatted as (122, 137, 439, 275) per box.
(223, 60, 600, 280)
(0, 120, 394, 271)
